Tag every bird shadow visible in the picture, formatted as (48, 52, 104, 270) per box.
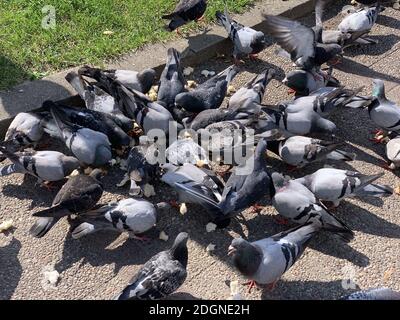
(376, 12, 400, 30)
(332, 57, 400, 85)
(338, 201, 400, 239)
(165, 292, 202, 300)
(261, 279, 356, 300)
(345, 34, 400, 58)
(0, 238, 22, 299)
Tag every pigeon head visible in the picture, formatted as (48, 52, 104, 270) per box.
(228, 238, 261, 277)
(93, 145, 112, 167)
(138, 68, 156, 93)
(175, 92, 192, 109)
(372, 79, 386, 100)
(271, 172, 287, 190)
(170, 232, 189, 267)
(62, 156, 80, 176)
(283, 70, 309, 95)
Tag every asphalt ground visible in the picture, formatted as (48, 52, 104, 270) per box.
(0, 0, 399, 300)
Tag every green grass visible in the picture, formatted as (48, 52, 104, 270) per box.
(0, 0, 255, 90)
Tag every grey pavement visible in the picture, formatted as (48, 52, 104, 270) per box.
(0, 1, 400, 300)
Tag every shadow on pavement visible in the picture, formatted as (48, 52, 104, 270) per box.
(0, 238, 22, 299)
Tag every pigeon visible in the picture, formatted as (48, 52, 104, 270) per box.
(174, 138, 273, 226)
(266, 136, 356, 168)
(122, 137, 159, 197)
(30, 169, 104, 238)
(282, 68, 340, 96)
(175, 65, 239, 113)
(386, 135, 400, 169)
(161, 162, 223, 205)
(296, 168, 392, 207)
(228, 68, 275, 110)
(270, 172, 355, 242)
(0, 148, 79, 183)
(340, 287, 400, 300)
(115, 232, 189, 300)
(338, 2, 381, 36)
(186, 107, 241, 131)
(228, 222, 320, 290)
(44, 106, 112, 167)
(0, 112, 45, 161)
(162, 0, 207, 33)
(262, 14, 342, 70)
(78, 65, 156, 94)
(70, 198, 170, 240)
(65, 72, 133, 133)
(368, 79, 400, 141)
(115, 84, 176, 135)
(157, 48, 186, 111)
(166, 136, 208, 166)
(257, 102, 337, 136)
(41, 101, 131, 148)
(216, 8, 267, 63)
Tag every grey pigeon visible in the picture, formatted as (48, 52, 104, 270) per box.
(271, 172, 354, 242)
(157, 48, 186, 111)
(216, 8, 267, 63)
(44, 107, 112, 167)
(115, 232, 189, 300)
(122, 136, 159, 197)
(0, 112, 45, 161)
(262, 14, 342, 70)
(41, 100, 130, 148)
(161, 162, 223, 205)
(341, 287, 400, 300)
(282, 68, 340, 96)
(228, 222, 320, 289)
(386, 135, 400, 169)
(187, 107, 240, 131)
(71, 198, 169, 240)
(166, 136, 208, 166)
(296, 168, 392, 207)
(65, 71, 133, 133)
(174, 138, 273, 226)
(79, 65, 156, 94)
(266, 136, 355, 168)
(0, 148, 79, 183)
(162, 0, 207, 33)
(115, 84, 176, 135)
(175, 65, 239, 113)
(257, 102, 337, 136)
(30, 169, 104, 238)
(228, 68, 275, 110)
(368, 79, 400, 139)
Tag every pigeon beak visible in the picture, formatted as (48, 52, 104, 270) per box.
(227, 245, 236, 256)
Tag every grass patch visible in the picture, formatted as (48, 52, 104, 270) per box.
(0, 0, 255, 90)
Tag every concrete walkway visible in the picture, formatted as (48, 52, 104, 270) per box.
(0, 1, 399, 300)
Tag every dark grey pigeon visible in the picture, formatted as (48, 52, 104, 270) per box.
(262, 14, 342, 70)
(266, 136, 355, 168)
(30, 169, 104, 238)
(43, 105, 112, 167)
(228, 222, 320, 290)
(78, 65, 156, 94)
(175, 65, 239, 113)
(341, 287, 400, 300)
(174, 138, 273, 227)
(162, 0, 207, 33)
(65, 71, 133, 133)
(0, 148, 79, 183)
(216, 8, 266, 63)
(40, 101, 130, 148)
(271, 172, 354, 242)
(296, 168, 392, 207)
(115, 232, 189, 300)
(71, 198, 170, 240)
(157, 48, 186, 112)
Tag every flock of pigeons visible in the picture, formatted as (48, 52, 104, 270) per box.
(1, 0, 400, 300)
